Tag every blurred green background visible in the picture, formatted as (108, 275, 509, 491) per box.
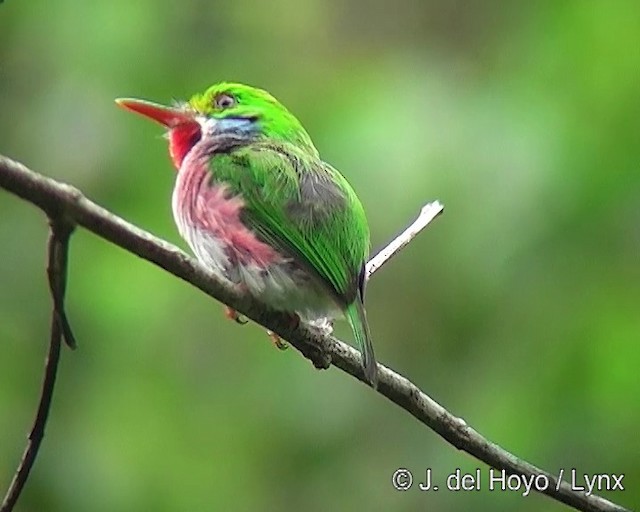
(1, 1, 639, 511)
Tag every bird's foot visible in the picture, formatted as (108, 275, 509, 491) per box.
(267, 331, 289, 350)
(224, 306, 248, 325)
(265, 312, 300, 351)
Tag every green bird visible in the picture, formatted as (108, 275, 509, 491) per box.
(116, 82, 378, 385)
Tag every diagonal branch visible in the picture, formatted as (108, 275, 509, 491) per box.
(366, 200, 444, 279)
(1, 219, 74, 512)
(0, 154, 631, 512)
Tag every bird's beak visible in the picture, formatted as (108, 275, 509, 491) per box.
(115, 98, 195, 128)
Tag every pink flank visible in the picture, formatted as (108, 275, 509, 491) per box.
(175, 146, 283, 268)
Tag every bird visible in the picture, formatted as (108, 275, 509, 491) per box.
(116, 82, 378, 386)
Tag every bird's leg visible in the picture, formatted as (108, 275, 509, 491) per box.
(267, 331, 289, 350)
(224, 302, 297, 351)
(224, 306, 248, 325)
(266, 312, 300, 351)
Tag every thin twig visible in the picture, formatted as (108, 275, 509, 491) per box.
(366, 200, 444, 279)
(46, 221, 77, 349)
(0, 154, 631, 512)
(0, 220, 74, 512)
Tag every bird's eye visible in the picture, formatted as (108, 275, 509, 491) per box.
(214, 93, 236, 110)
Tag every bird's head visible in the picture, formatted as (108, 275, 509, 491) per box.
(117, 82, 318, 169)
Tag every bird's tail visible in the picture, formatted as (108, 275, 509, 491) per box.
(345, 298, 378, 387)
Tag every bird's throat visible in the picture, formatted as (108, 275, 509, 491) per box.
(168, 123, 202, 170)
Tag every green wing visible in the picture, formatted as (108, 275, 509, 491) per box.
(210, 141, 370, 303)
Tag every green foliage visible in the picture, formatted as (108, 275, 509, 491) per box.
(1, 2, 638, 511)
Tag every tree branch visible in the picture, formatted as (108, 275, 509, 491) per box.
(0, 154, 630, 512)
(1, 219, 74, 512)
(366, 200, 444, 279)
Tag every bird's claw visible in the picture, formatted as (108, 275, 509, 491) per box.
(267, 330, 289, 350)
(265, 313, 299, 351)
(224, 306, 248, 325)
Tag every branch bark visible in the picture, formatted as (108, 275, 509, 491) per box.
(1, 219, 74, 512)
(366, 200, 443, 279)
(0, 154, 630, 512)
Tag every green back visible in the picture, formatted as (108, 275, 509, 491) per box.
(210, 141, 369, 303)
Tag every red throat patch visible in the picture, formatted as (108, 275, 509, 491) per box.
(168, 123, 201, 169)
